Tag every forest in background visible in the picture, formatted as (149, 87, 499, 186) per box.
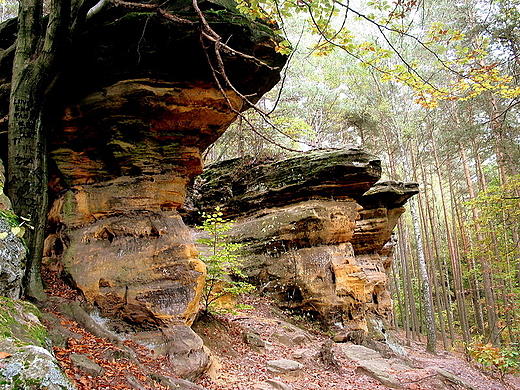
(2, 0, 519, 370)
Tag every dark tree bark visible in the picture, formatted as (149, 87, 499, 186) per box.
(7, 0, 94, 300)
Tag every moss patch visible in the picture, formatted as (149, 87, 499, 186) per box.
(0, 297, 48, 348)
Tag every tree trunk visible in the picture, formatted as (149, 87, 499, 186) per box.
(459, 142, 500, 344)
(6, 0, 93, 300)
(404, 138, 436, 353)
(420, 158, 449, 349)
(447, 165, 471, 345)
(8, 0, 50, 300)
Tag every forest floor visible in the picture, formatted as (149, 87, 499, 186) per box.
(193, 295, 520, 390)
(42, 271, 520, 390)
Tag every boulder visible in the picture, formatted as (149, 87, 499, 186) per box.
(266, 358, 303, 374)
(341, 344, 403, 389)
(253, 381, 292, 390)
(264, 379, 292, 390)
(0, 298, 76, 390)
(189, 150, 419, 338)
(129, 326, 210, 381)
(243, 331, 270, 352)
(69, 354, 105, 377)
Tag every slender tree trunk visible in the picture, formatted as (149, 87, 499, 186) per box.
(429, 135, 468, 344)
(390, 259, 402, 329)
(447, 165, 471, 345)
(471, 139, 487, 192)
(425, 162, 457, 343)
(455, 198, 485, 335)
(459, 142, 500, 344)
(395, 233, 411, 340)
(490, 96, 510, 185)
(466, 139, 487, 334)
(409, 195, 436, 352)
(406, 139, 436, 353)
(420, 159, 449, 349)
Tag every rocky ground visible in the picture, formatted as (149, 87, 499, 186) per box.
(42, 272, 520, 390)
(192, 295, 520, 390)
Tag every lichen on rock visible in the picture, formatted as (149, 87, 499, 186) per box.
(0, 160, 25, 300)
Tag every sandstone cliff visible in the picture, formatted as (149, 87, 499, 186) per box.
(0, 0, 416, 385)
(0, 0, 286, 382)
(188, 150, 418, 341)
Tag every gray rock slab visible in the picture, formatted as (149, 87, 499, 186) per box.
(341, 344, 403, 389)
(355, 361, 402, 389)
(341, 344, 383, 361)
(432, 367, 479, 390)
(266, 358, 303, 374)
(243, 332, 267, 348)
(265, 379, 292, 390)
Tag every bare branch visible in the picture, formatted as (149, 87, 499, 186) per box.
(0, 43, 15, 68)
(157, 8, 196, 24)
(107, 0, 158, 9)
(196, 9, 309, 152)
(200, 30, 279, 70)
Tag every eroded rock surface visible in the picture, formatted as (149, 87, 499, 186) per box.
(0, 160, 25, 299)
(189, 150, 418, 339)
(37, 1, 284, 327)
(0, 0, 287, 381)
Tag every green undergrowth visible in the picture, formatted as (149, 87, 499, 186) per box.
(467, 341, 520, 379)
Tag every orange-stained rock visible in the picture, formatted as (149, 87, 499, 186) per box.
(0, 0, 287, 381)
(48, 82, 238, 327)
(188, 152, 419, 340)
(39, 0, 285, 354)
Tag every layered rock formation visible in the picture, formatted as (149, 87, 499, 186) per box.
(47, 1, 282, 310)
(0, 0, 285, 380)
(189, 150, 418, 340)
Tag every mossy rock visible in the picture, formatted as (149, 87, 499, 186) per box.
(190, 149, 382, 219)
(0, 298, 76, 390)
(0, 218, 25, 299)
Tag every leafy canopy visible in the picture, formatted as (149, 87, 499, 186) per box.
(236, 0, 520, 108)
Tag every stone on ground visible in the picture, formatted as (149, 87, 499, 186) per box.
(266, 358, 303, 374)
